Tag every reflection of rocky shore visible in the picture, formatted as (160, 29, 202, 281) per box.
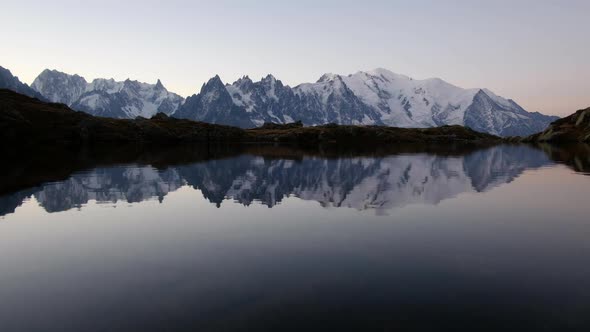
(0, 143, 570, 217)
(534, 143, 590, 175)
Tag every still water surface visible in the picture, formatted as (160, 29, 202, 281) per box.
(0, 144, 589, 331)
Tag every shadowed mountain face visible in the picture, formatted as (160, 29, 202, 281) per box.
(0, 66, 46, 100)
(0, 144, 566, 217)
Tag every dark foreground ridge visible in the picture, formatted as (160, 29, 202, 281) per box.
(525, 106, 590, 143)
(0, 89, 243, 145)
(0, 89, 501, 146)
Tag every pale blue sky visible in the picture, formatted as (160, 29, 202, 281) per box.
(1, 0, 588, 116)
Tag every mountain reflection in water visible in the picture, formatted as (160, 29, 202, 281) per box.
(2, 143, 586, 217)
(1, 143, 590, 331)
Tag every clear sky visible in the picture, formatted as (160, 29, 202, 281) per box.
(1, 0, 588, 116)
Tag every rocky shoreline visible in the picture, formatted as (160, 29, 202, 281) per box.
(524, 107, 590, 143)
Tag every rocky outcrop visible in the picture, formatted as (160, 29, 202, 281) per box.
(526, 107, 590, 143)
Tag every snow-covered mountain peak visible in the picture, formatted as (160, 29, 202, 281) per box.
(260, 75, 281, 101)
(261, 74, 277, 82)
(31, 69, 184, 119)
(39, 68, 85, 81)
(122, 79, 142, 93)
(361, 68, 412, 82)
(155, 79, 165, 90)
(87, 78, 124, 94)
(317, 73, 341, 83)
(203, 75, 225, 90)
(31, 69, 87, 104)
(480, 88, 516, 109)
(231, 75, 254, 90)
(222, 74, 288, 119)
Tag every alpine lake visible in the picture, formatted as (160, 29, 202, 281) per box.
(1, 143, 589, 331)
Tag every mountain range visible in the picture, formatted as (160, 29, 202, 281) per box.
(31, 69, 184, 118)
(1, 65, 559, 136)
(175, 69, 559, 136)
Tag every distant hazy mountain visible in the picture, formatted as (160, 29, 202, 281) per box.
(175, 69, 558, 136)
(32, 69, 184, 118)
(0, 66, 46, 100)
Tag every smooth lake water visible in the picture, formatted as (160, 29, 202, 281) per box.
(0, 144, 589, 331)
